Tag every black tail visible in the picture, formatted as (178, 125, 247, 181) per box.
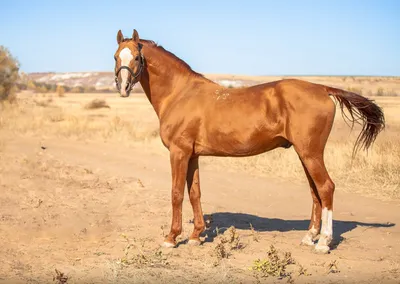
(325, 86, 385, 156)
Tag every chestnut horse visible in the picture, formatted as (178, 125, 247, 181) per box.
(114, 29, 385, 254)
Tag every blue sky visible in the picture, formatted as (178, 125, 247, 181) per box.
(1, 0, 399, 75)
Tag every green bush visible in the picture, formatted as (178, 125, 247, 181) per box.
(0, 46, 20, 102)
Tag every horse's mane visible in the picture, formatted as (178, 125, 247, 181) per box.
(122, 37, 212, 81)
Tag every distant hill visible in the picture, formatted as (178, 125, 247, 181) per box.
(27, 72, 119, 91)
(24, 72, 400, 96)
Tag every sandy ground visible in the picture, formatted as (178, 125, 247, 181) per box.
(0, 135, 399, 283)
(0, 89, 399, 283)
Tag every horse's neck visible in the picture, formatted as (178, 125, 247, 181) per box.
(139, 45, 211, 119)
(138, 46, 179, 118)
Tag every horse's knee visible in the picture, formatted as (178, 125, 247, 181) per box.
(172, 189, 184, 206)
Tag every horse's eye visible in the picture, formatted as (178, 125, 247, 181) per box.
(135, 56, 139, 61)
(114, 56, 117, 61)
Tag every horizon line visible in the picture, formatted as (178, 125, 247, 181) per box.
(23, 70, 400, 78)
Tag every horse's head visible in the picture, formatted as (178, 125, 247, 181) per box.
(114, 29, 144, 97)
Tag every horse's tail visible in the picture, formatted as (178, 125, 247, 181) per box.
(324, 86, 385, 156)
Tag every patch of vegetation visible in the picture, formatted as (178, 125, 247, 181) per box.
(119, 234, 169, 268)
(213, 242, 229, 261)
(53, 268, 68, 283)
(326, 260, 340, 274)
(56, 85, 65, 97)
(83, 99, 110, 110)
(297, 264, 311, 276)
(249, 223, 259, 242)
(212, 226, 245, 265)
(0, 46, 19, 103)
(376, 87, 398, 97)
(250, 245, 295, 279)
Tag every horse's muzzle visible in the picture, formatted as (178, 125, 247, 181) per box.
(119, 81, 132, 97)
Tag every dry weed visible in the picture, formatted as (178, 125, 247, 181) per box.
(213, 242, 229, 262)
(297, 264, 311, 276)
(250, 245, 295, 279)
(84, 99, 110, 109)
(212, 226, 245, 264)
(249, 223, 259, 242)
(53, 269, 68, 283)
(137, 178, 145, 188)
(326, 260, 340, 274)
(119, 234, 169, 268)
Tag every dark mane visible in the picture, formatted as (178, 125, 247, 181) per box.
(138, 39, 212, 81)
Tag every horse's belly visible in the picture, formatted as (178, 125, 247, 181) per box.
(195, 129, 284, 157)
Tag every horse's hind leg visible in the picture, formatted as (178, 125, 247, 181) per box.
(299, 153, 335, 254)
(186, 157, 205, 245)
(300, 160, 322, 246)
(291, 96, 336, 253)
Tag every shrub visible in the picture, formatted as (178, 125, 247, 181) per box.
(56, 85, 65, 97)
(0, 46, 20, 102)
(83, 99, 110, 109)
(376, 87, 385, 96)
(346, 86, 363, 96)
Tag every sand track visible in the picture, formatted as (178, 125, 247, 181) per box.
(0, 134, 399, 283)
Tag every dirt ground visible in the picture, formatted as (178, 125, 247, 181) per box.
(0, 89, 399, 283)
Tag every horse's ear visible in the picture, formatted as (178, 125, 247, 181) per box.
(132, 29, 140, 43)
(117, 30, 124, 44)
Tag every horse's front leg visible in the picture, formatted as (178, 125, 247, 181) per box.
(186, 157, 205, 245)
(163, 146, 191, 247)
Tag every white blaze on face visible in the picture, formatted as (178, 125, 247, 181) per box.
(119, 47, 133, 95)
(321, 207, 333, 237)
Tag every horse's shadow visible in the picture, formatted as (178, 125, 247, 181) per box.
(201, 212, 395, 249)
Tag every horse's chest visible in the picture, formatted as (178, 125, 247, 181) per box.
(159, 118, 195, 149)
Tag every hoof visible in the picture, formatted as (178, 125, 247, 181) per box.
(162, 241, 176, 248)
(314, 244, 330, 254)
(301, 235, 315, 246)
(187, 239, 201, 246)
(301, 239, 315, 246)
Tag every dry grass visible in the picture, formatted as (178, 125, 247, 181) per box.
(33, 97, 53, 107)
(119, 234, 169, 268)
(0, 98, 159, 142)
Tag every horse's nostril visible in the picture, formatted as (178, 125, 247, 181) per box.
(126, 82, 130, 91)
